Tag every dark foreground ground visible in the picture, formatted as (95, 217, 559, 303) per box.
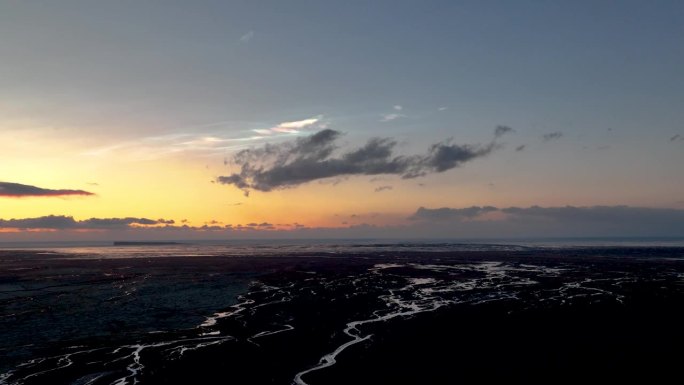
(1, 247, 683, 384)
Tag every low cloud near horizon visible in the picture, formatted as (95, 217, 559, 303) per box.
(2, 205, 683, 241)
(0, 182, 94, 198)
(409, 205, 684, 238)
(0, 216, 172, 230)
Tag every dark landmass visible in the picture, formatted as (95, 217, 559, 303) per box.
(113, 241, 186, 246)
(1, 247, 683, 384)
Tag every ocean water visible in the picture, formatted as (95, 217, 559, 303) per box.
(2, 237, 684, 259)
(1, 241, 683, 384)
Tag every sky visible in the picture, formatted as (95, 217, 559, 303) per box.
(1, 0, 683, 240)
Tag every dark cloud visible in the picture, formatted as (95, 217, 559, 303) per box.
(408, 205, 684, 237)
(409, 206, 498, 221)
(0, 182, 94, 198)
(515, 145, 526, 152)
(3, 206, 683, 240)
(670, 134, 682, 142)
(410, 205, 684, 225)
(200, 224, 225, 230)
(0, 216, 172, 230)
(80, 217, 160, 228)
(494, 125, 515, 138)
(542, 132, 563, 142)
(0, 215, 79, 229)
(374, 185, 393, 192)
(500, 205, 684, 225)
(218, 129, 498, 195)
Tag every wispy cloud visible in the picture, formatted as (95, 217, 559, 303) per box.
(253, 116, 323, 135)
(0, 182, 94, 198)
(374, 185, 393, 192)
(217, 127, 504, 195)
(542, 132, 563, 142)
(82, 117, 325, 161)
(494, 125, 515, 138)
(380, 113, 405, 122)
(380, 105, 406, 122)
(83, 132, 270, 160)
(438, 106, 448, 111)
(239, 30, 254, 43)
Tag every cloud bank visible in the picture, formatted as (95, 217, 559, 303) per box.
(0, 216, 172, 230)
(217, 129, 500, 195)
(1, 206, 683, 241)
(409, 206, 498, 221)
(0, 182, 94, 198)
(409, 205, 684, 237)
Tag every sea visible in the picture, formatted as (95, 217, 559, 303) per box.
(2, 236, 684, 257)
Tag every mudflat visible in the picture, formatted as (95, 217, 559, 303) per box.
(1, 247, 683, 384)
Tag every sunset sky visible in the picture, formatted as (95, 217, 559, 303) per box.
(1, 1, 683, 240)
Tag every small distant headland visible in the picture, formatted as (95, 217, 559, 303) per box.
(113, 241, 184, 246)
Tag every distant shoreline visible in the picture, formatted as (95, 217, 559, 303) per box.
(112, 241, 185, 246)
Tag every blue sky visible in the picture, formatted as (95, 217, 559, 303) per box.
(3, 0, 682, 134)
(1, 1, 683, 239)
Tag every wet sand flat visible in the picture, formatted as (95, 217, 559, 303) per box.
(1, 247, 683, 384)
